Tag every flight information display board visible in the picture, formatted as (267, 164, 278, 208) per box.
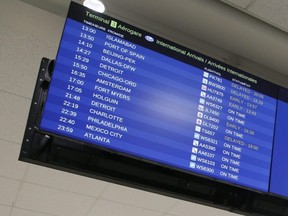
(40, 2, 279, 193)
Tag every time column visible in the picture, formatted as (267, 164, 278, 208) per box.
(44, 19, 97, 136)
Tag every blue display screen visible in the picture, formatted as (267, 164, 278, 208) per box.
(40, 2, 283, 193)
(270, 87, 288, 197)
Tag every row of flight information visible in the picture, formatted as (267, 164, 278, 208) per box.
(40, 2, 288, 198)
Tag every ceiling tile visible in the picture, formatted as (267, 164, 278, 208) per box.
(87, 199, 162, 216)
(168, 200, 240, 216)
(11, 208, 52, 216)
(14, 183, 95, 216)
(18, 0, 71, 17)
(0, 24, 58, 98)
(0, 91, 30, 144)
(101, 183, 177, 212)
(0, 0, 64, 43)
(0, 177, 21, 206)
(0, 140, 28, 180)
(25, 164, 108, 197)
(220, 0, 252, 9)
(247, 0, 288, 32)
(0, 204, 11, 215)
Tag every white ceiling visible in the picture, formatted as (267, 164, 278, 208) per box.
(3, 0, 288, 216)
(221, 0, 288, 33)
